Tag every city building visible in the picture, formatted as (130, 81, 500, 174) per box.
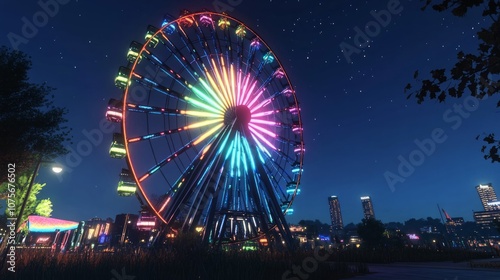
(111, 213, 139, 246)
(78, 217, 114, 250)
(487, 201, 500, 211)
(328, 196, 344, 232)
(473, 210, 500, 230)
(476, 183, 498, 211)
(361, 196, 375, 220)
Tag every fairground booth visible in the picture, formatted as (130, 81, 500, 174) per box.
(19, 215, 79, 251)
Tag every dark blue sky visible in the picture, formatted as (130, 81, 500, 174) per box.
(1, 0, 499, 226)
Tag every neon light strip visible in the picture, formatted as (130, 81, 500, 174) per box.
(249, 126, 276, 150)
(180, 110, 221, 118)
(250, 119, 277, 126)
(184, 96, 222, 114)
(249, 123, 276, 138)
(185, 118, 223, 129)
(194, 123, 224, 145)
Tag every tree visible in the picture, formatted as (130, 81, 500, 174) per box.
(0, 46, 71, 182)
(405, 0, 500, 162)
(0, 172, 53, 224)
(357, 218, 386, 249)
(298, 219, 331, 236)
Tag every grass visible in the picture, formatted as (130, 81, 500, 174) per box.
(0, 248, 368, 280)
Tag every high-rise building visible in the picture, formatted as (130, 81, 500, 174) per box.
(328, 196, 344, 232)
(361, 196, 375, 220)
(474, 210, 500, 229)
(476, 183, 498, 211)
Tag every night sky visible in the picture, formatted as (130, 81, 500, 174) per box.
(1, 0, 499, 226)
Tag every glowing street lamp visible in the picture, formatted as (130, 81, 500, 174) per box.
(15, 157, 63, 235)
(0, 156, 63, 270)
(51, 166, 63, 174)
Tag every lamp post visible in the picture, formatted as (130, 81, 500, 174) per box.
(14, 157, 62, 236)
(0, 156, 62, 270)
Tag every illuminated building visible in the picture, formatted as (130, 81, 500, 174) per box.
(476, 183, 498, 211)
(20, 215, 79, 252)
(328, 196, 344, 232)
(80, 217, 114, 249)
(111, 213, 139, 246)
(361, 196, 375, 220)
(487, 201, 500, 210)
(473, 210, 500, 229)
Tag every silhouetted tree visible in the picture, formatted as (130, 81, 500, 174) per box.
(357, 218, 385, 249)
(298, 219, 330, 237)
(406, 0, 500, 162)
(403, 217, 444, 234)
(0, 46, 71, 182)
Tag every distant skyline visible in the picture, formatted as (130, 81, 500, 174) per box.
(1, 1, 499, 226)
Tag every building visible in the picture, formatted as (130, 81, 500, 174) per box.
(361, 196, 375, 220)
(111, 213, 139, 247)
(77, 217, 113, 250)
(487, 201, 500, 211)
(476, 183, 498, 211)
(473, 210, 500, 230)
(21, 215, 79, 252)
(328, 196, 344, 232)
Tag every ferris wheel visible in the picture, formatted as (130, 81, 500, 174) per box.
(106, 10, 304, 248)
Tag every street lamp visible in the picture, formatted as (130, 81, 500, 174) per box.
(0, 156, 62, 270)
(51, 166, 63, 174)
(14, 156, 63, 237)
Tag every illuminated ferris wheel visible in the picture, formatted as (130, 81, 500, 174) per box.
(106, 10, 304, 248)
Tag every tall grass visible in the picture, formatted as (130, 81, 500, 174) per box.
(0, 248, 367, 280)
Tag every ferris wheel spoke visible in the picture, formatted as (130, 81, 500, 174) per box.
(257, 135, 300, 164)
(133, 73, 224, 114)
(252, 153, 294, 242)
(131, 72, 186, 100)
(247, 88, 281, 111)
(204, 57, 231, 107)
(157, 145, 216, 218)
(196, 72, 228, 110)
(152, 28, 204, 79)
(248, 126, 277, 151)
(201, 59, 232, 108)
(176, 26, 203, 62)
(238, 73, 257, 106)
(192, 15, 215, 49)
(183, 150, 228, 229)
(127, 119, 222, 145)
(163, 126, 232, 224)
(136, 123, 223, 184)
(262, 157, 293, 191)
(173, 22, 216, 80)
(126, 103, 183, 116)
(127, 103, 221, 118)
(136, 141, 195, 182)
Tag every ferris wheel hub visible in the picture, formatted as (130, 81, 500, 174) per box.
(224, 105, 251, 130)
